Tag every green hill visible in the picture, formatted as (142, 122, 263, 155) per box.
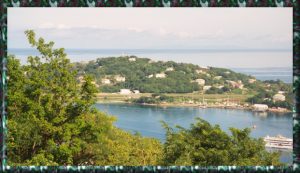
(74, 56, 293, 110)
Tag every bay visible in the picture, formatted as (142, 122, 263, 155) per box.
(95, 103, 293, 164)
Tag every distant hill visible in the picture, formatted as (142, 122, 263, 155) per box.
(74, 56, 255, 93)
(74, 56, 293, 110)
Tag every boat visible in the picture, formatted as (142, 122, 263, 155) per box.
(264, 135, 292, 150)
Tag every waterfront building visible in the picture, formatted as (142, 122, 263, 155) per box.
(253, 104, 268, 112)
(120, 89, 132, 94)
(273, 94, 286, 102)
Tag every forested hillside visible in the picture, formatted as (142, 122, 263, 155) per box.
(75, 56, 293, 109)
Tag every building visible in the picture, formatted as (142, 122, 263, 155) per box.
(196, 69, 206, 74)
(155, 73, 166, 78)
(253, 104, 268, 112)
(128, 57, 136, 62)
(114, 75, 126, 82)
(133, 90, 140, 94)
(226, 80, 243, 89)
(273, 94, 286, 102)
(166, 67, 174, 71)
(214, 76, 222, 80)
(248, 79, 256, 84)
(224, 71, 231, 74)
(147, 74, 154, 78)
(120, 89, 132, 95)
(101, 78, 111, 84)
(194, 79, 205, 86)
(203, 85, 212, 91)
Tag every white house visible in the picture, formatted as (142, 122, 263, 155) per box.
(133, 90, 140, 94)
(196, 69, 206, 74)
(203, 85, 212, 91)
(214, 76, 222, 80)
(120, 89, 132, 95)
(248, 79, 256, 83)
(101, 78, 111, 84)
(128, 57, 136, 62)
(194, 79, 205, 86)
(253, 104, 269, 112)
(114, 75, 126, 82)
(156, 73, 166, 78)
(273, 94, 286, 102)
(166, 67, 174, 71)
(147, 74, 154, 78)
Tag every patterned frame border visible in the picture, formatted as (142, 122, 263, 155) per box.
(0, 0, 299, 172)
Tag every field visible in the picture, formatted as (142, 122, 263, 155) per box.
(96, 92, 254, 104)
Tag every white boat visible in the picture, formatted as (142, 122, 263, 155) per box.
(264, 135, 292, 150)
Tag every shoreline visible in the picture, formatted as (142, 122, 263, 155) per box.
(96, 100, 292, 113)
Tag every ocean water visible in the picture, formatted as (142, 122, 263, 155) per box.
(8, 48, 292, 83)
(95, 103, 293, 164)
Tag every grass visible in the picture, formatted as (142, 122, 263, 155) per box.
(96, 92, 254, 103)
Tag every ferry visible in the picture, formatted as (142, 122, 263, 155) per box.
(264, 135, 292, 150)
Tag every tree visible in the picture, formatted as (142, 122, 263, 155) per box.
(162, 118, 281, 166)
(7, 30, 162, 166)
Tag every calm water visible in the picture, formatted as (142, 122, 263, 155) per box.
(9, 48, 292, 83)
(95, 103, 293, 164)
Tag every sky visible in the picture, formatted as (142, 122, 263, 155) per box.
(8, 8, 292, 68)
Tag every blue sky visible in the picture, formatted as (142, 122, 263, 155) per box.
(7, 8, 292, 67)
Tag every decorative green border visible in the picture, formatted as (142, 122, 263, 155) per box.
(0, 0, 298, 172)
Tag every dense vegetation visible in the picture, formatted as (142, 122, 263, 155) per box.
(162, 118, 281, 166)
(132, 94, 174, 104)
(75, 56, 293, 109)
(8, 31, 281, 166)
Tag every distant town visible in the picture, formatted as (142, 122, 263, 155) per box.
(74, 56, 293, 113)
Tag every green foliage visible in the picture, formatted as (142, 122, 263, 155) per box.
(162, 118, 282, 166)
(7, 31, 162, 166)
(132, 94, 174, 104)
(8, 31, 283, 166)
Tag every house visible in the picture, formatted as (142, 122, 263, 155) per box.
(194, 79, 205, 86)
(214, 76, 222, 80)
(224, 71, 231, 74)
(147, 74, 154, 78)
(120, 89, 132, 95)
(128, 57, 136, 62)
(114, 75, 126, 82)
(203, 85, 212, 91)
(278, 91, 285, 94)
(248, 79, 256, 83)
(196, 69, 206, 74)
(156, 73, 166, 78)
(273, 94, 286, 102)
(226, 80, 243, 89)
(133, 90, 140, 94)
(216, 85, 224, 89)
(166, 67, 174, 71)
(253, 104, 268, 112)
(101, 78, 111, 84)
(199, 66, 209, 69)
